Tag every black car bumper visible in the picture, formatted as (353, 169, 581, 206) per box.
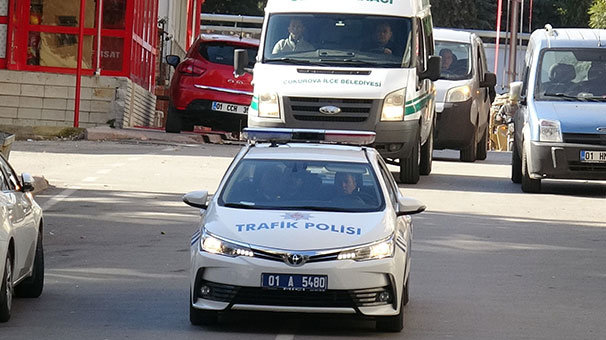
(434, 98, 475, 150)
(528, 141, 606, 180)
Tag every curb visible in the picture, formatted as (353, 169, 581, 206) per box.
(85, 126, 208, 144)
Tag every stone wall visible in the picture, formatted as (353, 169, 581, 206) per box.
(0, 69, 159, 128)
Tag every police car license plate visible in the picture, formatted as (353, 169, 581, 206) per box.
(580, 150, 606, 163)
(211, 101, 249, 115)
(261, 273, 328, 291)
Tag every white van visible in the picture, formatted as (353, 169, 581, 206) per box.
(235, 0, 441, 184)
(433, 28, 496, 162)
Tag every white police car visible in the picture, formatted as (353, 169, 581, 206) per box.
(184, 128, 425, 332)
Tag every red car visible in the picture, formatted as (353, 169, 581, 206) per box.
(165, 34, 258, 133)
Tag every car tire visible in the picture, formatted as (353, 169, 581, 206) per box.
(521, 148, 541, 193)
(376, 279, 407, 332)
(0, 253, 13, 323)
(399, 137, 420, 184)
(165, 105, 182, 133)
(511, 142, 522, 184)
(476, 124, 488, 161)
(460, 128, 477, 162)
(15, 229, 44, 298)
(190, 303, 218, 326)
(182, 119, 195, 132)
(419, 127, 433, 176)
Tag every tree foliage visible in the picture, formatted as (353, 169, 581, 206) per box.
(202, 0, 266, 16)
(589, 0, 606, 28)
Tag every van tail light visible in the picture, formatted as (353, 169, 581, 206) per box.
(178, 61, 206, 76)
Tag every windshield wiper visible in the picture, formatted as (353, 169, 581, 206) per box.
(543, 92, 584, 101)
(223, 202, 262, 209)
(264, 58, 329, 66)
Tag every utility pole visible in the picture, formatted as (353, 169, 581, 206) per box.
(507, 0, 521, 86)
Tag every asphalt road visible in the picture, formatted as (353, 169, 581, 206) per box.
(3, 140, 606, 340)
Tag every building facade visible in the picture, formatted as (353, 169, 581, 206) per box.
(0, 0, 170, 128)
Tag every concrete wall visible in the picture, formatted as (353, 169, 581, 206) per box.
(0, 69, 159, 128)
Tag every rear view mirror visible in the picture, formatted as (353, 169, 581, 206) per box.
(166, 55, 180, 68)
(509, 81, 523, 102)
(420, 56, 441, 82)
(21, 173, 34, 193)
(234, 49, 253, 77)
(183, 190, 209, 209)
(396, 197, 426, 216)
(481, 72, 497, 88)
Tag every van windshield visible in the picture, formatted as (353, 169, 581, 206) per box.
(535, 49, 606, 101)
(263, 14, 412, 68)
(435, 41, 472, 80)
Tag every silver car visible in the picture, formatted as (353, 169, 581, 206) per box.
(0, 155, 44, 322)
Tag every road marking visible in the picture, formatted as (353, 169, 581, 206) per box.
(96, 169, 112, 175)
(111, 163, 125, 167)
(42, 188, 77, 211)
(82, 177, 98, 182)
(275, 335, 294, 340)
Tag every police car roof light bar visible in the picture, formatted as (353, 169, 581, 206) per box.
(243, 128, 376, 146)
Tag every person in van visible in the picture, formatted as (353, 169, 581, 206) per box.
(363, 23, 400, 55)
(272, 18, 314, 54)
(439, 48, 456, 71)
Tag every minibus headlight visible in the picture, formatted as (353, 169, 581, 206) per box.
(445, 85, 472, 102)
(258, 92, 280, 118)
(381, 89, 406, 121)
(539, 119, 563, 142)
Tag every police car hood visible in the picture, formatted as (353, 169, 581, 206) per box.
(254, 63, 411, 99)
(204, 207, 394, 250)
(533, 101, 606, 134)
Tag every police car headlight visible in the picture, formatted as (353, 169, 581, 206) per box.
(381, 88, 406, 121)
(258, 92, 280, 118)
(337, 236, 394, 261)
(539, 119, 563, 142)
(200, 232, 253, 257)
(445, 85, 471, 103)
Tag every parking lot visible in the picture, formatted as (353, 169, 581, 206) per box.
(3, 140, 606, 340)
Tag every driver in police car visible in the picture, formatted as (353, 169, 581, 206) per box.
(333, 172, 366, 205)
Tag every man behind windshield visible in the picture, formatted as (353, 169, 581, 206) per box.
(272, 18, 314, 54)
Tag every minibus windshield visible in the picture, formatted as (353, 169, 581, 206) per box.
(263, 14, 412, 68)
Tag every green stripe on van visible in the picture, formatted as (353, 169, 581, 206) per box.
(404, 93, 433, 115)
(250, 96, 258, 111)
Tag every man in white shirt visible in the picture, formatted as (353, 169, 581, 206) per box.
(272, 18, 314, 54)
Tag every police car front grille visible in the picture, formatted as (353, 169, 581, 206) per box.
(568, 161, 606, 172)
(251, 248, 339, 264)
(563, 133, 606, 146)
(233, 287, 355, 307)
(198, 280, 393, 308)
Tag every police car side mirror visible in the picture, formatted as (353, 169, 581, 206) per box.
(396, 197, 426, 216)
(234, 49, 253, 77)
(183, 190, 209, 209)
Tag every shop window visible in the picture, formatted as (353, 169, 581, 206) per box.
(103, 0, 126, 29)
(39, 33, 93, 68)
(99, 36, 123, 71)
(31, 0, 96, 28)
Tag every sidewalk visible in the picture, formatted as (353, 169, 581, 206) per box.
(85, 126, 231, 144)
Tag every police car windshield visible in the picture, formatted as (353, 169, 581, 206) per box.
(219, 159, 385, 212)
(263, 14, 412, 68)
